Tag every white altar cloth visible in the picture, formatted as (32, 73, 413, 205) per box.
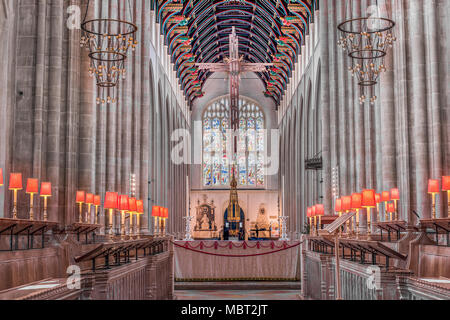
(174, 240, 300, 281)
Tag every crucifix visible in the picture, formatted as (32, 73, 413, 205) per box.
(196, 27, 272, 156)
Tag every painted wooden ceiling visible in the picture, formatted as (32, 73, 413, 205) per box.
(155, 0, 316, 107)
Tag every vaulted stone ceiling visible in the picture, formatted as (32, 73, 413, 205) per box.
(155, 0, 316, 107)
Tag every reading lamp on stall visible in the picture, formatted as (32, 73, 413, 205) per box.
(40, 182, 51, 221)
(375, 193, 381, 222)
(76, 191, 85, 223)
(362, 189, 376, 237)
(316, 204, 325, 231)
(351, 193, 362, 237)
(104, 192, 118, 236)
(9, 173, 23, 219)
(85, 193, 94, 224)
(428, 179, 439, 219)
(443, 176, 450, 216)
(163, 207, 169, 236)
(390, 188, 400, 220)
(128, 197, 137, 235)
(307, 207, 312, 235)
(119, 195, 129, 238)
(26, 178, 39, 220)
(311, 205, 317, 235)
(381, 191, 390, 221)
(94, 195, 101, 224)
(136, 200, 144, 237)
(152, 205, 160, 236)
(342, 196, 352, 234)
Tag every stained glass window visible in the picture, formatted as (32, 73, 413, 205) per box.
(203, 97, 265, 187)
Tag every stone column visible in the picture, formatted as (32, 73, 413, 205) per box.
(320, 0, 331, 214)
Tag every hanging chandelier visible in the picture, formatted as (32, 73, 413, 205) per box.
(337, 1, 396, 105)
(80, 0, 138, 105)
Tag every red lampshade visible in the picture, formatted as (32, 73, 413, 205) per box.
(387, 203, 396, 213)
(152, 206, 160, 217)
(164, 207, 169, 218)
(381, 191, 390, 202)
(137, 200, 144, 214)
(311, 205, 316, 216)
(316, 204, 325, 216)
(86, 193, 94, 204)
(104, 192, 118, 209)
(307, 207, 311, 218)
(76, 191, 85, 203)
(391, 188, 400, 200)
(159, 206, 164, 217)
(351, 193, 362, 209)
(0, 168, 3, 186)
(362, 189, 376, 208)
(443, 176, 450, 191)
(94, 195, 101, 206)
(9, 173, 23, 190)
(342, 196, 352, 211)
(119, 195, 129, 211)
(428, 179, 439, 194)
(40, 182, 52, 197)
(334, 198, 342, 213)
(375, 193, 381, 203)
(128, 197, 137, 212)
(26, 178, 39, 194)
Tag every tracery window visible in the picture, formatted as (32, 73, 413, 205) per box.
(203, 97, 265, 187)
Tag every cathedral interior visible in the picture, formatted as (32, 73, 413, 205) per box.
(0, 0, 449, 303)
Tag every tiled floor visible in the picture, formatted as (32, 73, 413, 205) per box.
(175, 289, 301, 300)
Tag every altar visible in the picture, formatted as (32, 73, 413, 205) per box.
(174, 240, 300, 281)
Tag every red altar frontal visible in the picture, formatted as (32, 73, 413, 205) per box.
(174, 240, 301, 281)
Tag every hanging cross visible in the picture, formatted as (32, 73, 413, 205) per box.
(196, 27, 272, 154)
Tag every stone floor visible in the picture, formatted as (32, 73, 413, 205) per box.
(175, 289, 302, 300)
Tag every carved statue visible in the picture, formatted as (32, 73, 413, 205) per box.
(200, 213, 210, 230)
